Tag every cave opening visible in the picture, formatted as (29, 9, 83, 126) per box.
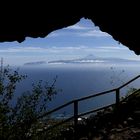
(0, 17, 140, 117)
(1, 17, 140, 140)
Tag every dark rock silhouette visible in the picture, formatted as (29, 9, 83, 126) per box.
(60, 90, 140, 139)
(0, 2, 140, 54)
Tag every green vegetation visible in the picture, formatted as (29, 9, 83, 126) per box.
(0, 65, 59, 140)
(1, 63, 139, 140)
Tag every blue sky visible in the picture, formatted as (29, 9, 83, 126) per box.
(0, 18, 140, 65)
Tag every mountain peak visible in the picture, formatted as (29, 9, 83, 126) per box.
(84, 54, 97, 59)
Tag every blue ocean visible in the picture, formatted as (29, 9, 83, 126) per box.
(14, 63, 140, 117)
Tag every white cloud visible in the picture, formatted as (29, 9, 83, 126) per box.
(79, 30, 111, 37)
(73, 45, 129, 54)
(98, 46, 128, 50)
(0, 45, 128, 54)
(45, 19, 109, 38)
(47, 24, 93, 38)
(0, 47, 46, 53)
(0, 46, 88, 54)
(0, 45, 137, 65)
(46, 29, 111, 38)
(47, 32, 60, 37)
(65, 24, 91, 30)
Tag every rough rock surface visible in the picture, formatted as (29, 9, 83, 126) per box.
(0, 2, 140, 54)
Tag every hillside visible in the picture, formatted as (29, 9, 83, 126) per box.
(66, 89, 140, 140)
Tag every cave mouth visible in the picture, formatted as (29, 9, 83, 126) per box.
(0, 17, 139, 66)
(0, 17, 140, 122)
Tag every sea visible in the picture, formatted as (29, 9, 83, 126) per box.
(12, 63, 140, 118)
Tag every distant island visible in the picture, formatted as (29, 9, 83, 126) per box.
(23, 55, 140, 65)
(24, 61, 46, 66)
(48, 54, 140, 64)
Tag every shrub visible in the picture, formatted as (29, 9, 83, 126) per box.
(0, 65, 58, 140)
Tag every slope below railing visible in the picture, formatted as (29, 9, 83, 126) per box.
(38, 75, 140, 139)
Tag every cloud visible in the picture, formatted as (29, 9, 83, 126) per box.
(79, 30, 111, 37)
(65, 24, 91, 30)
(98, 46, 128, 50)
(73, 45, 129, 54)
(0, 47, 58, 54)
(0, 46, 88, 54)
(45, 20, 110, 38)
(0, 45, 136, 65)
(0, 47, 46, 53)
(0, 45, 128, 54)
(47, 32, 60, 37)
(47, 24, 92, 38)
(46, 29, 111, 38)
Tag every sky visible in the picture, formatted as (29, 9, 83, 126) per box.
(0, 18, 140, 66)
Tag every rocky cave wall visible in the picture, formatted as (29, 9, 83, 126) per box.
(0, 2, 139, 54)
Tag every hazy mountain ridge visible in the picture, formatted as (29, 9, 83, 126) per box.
(48, 54, 140, 64)
(24, 61, 46, 65)
(23, 55, 140, 65)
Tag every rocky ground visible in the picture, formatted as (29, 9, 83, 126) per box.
(60, 89, 140, 140)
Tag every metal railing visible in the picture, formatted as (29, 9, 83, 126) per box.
(38, 75, 140, 139)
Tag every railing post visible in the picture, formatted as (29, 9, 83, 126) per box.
(74, 100, 78, 140)
(116, 88, 120, 108)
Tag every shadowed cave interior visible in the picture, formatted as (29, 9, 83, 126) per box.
(0, 4, 140, 55)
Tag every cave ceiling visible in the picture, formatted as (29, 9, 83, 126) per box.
(0, 3, 139, 54)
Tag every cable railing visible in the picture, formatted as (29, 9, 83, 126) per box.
(39, 75, 140, 139)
